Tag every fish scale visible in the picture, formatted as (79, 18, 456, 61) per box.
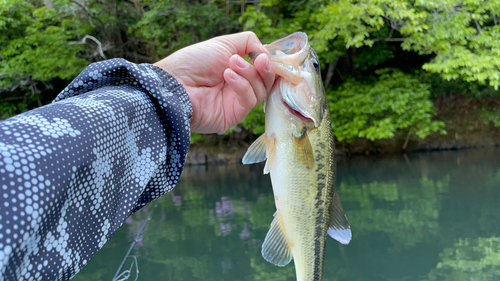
(276, 110, 335, 281)
(243, 32, 351, 281)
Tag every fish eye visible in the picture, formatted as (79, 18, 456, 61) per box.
(312, 59, 319, 69)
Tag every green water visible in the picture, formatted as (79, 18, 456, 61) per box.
(74, 148, 500, 281)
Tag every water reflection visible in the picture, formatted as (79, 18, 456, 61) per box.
(74, 148, 500, 281)
(424, 237, 500, 281)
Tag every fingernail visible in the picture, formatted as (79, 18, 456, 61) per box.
(229, 69, 239, 80)
(236, 56, 247, 68)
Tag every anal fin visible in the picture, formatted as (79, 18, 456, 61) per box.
(261, 211, 293, 267)
(328, 191, 351, 245)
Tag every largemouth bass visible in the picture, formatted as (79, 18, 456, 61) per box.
(242, 32, 351, 281)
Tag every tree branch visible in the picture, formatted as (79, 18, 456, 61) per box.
(291, 0, 307, 14)
(336, 68, 344, 83)
(129, 0, 145, 14)
(473, 18, 481, 35)
(402, 130, 411, 150)
(70, 0, 104, 27)
(384, 38, 406, 42)
(372, 37, 406, 43)
(124, 52, 151, 62)
(69, 35, 107, 60)
(0, 97, 24, 102)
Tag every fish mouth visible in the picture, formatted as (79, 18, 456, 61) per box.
(282, 98, 313, 123)
(280, 79, 318, 126)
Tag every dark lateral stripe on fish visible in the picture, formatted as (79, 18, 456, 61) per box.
(314, 231, 322, 279)
(315, 164, 324, 172)
(315, 153, 325, 162)
(315, 199, 324, 208)
(313, 146, 328, 279)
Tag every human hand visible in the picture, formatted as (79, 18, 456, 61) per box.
(153, 31, 276, 134)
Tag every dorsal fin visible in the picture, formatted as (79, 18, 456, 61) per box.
(261, 212, 293, 266)
(327, 191, 351, 245)
(242, 134, 267, 164)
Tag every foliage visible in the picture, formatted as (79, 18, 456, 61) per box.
(308, 0, 500, 89)
(190, 132, 202, 144)
(417, 71, 500, 99)
(0, 3, 89, 81)
(328, 69, 445, 141)
(0, 0, 242, 119)
(0, 0, 91, 115)
(238, 0, 500, 141)
(353, 42, 395, 71)
(480, 109, 500, 127)
(0, 100, 27, 119)
(128, 0, 238, 62)
(4, 0, 500, 143)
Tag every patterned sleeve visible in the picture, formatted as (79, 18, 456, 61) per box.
(0, 59, 192, 280)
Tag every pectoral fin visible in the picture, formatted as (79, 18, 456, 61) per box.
(327, 191, 351, 245)
(261, 212, 293, 267)
(263, 136, 275, 174)
(242, 134, 267, 164)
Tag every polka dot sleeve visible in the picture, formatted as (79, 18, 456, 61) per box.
(0, 59, 192, 280)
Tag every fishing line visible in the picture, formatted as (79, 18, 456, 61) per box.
(111, 203, 157, 281)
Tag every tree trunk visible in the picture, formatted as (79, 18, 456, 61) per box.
(324, 58, 338, 89)
(254, 0, 260, 12)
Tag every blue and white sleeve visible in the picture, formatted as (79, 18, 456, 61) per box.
(0, 58, 192, 280)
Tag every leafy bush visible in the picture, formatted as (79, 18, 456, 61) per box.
(328, 69, 445, 141)
(4, 0, 500, 145)
(480, 109, 500, 127)
(0, 1, 91, 84)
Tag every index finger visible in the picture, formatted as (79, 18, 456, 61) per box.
(213, 31, 270, 57)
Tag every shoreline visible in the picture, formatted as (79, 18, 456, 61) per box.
(185, 96, 500, 166)
(184, 139, 500, 166)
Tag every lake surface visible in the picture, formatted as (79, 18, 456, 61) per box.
(74, 148, 500, 281)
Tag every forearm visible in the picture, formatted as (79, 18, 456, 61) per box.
(0, 59, 192, 280)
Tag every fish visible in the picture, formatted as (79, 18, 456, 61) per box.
(242, 32, 351, 281)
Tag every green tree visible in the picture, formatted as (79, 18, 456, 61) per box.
(3, 0, 500, 144)
(240, 0, 500, 141)
(311, 0, 500, 89)
(0, 0, 91, 116)
(0, 0, 242, 120)
(328, 69, 445, 142)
